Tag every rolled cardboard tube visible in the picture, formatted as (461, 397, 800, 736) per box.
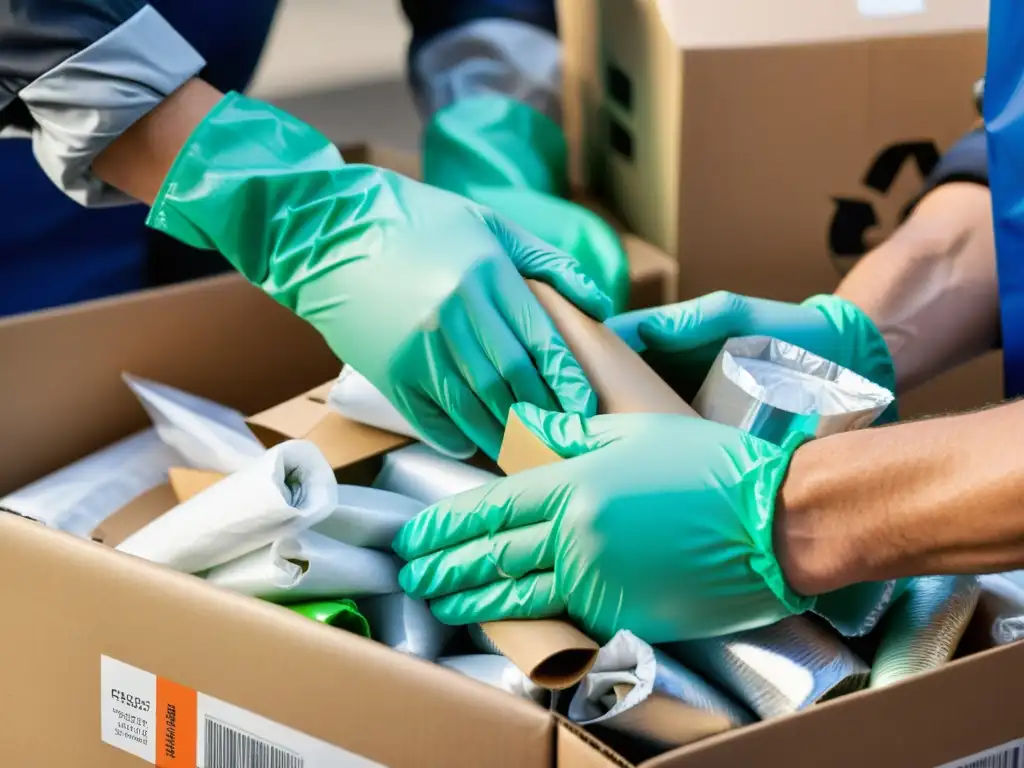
(483, 280, 701, 689)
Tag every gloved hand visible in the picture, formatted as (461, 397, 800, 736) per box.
(608, 291, 897, 423)
(147, 93, 611, 460)
(394, 402, 813, 643)
(424, 96, 631, 313)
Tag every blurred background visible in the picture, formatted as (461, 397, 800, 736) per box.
(249, 0, 420, 151)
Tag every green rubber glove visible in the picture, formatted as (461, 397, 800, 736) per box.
(394, 402, 813, 643)
(607, 291, 897, 423)
(423, 96, 631, 314)
(608, 290, 903, 636)
(147, 93, 612, 460)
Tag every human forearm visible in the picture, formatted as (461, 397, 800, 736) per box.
(835, 182, 999, 393)
(93, 78, 224, 205)
(775, 400, 1024, 595)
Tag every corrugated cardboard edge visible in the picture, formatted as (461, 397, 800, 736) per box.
(558, 718, 632, 768)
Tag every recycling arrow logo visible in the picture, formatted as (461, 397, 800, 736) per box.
(829, 141, 940, 272)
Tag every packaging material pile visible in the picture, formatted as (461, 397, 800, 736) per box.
(0, 342, 1016, 763)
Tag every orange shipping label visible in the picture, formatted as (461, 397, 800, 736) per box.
(100, 656, 383, 767)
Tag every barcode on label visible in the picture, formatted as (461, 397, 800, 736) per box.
(204, 717, 304, 768)
(943, 741, 1024, 768)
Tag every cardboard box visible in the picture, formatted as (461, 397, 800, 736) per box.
(558, 0, 997, 418)
(2, 274, 1024, 767)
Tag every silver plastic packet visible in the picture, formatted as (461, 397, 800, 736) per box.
(977, 572, 1024, 646)
(361, 593, 456, 661)
(693, 335, 899, 637)
(123, 373, 265, 473)
(667, 616, 870, 720)
(569, 631, 752, 750)
(0, 428, 180, 536)
(439, 655, 548, 705)
(373, 444, 498, 505)
(870, 575, 980, 688)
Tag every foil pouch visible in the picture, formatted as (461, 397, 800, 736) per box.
(373, 443, 498, 505)
(361, 593, 456, 661)
(0, 429, 180, 536)
(977, 572, 1024, 645)
(870, 575, 980, 688)
(123, 373, 265, 473)
(693, 335, 900, 637)
(569, 631, 752, 750)
(203, 529, 400, 601)
(667, 615, 870, 720)
(439, 655, 548, 705)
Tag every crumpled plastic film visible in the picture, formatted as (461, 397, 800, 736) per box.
(327, 365, 420, 440)
(373, 443, 499, 505)
(311, 485, 426, 550)
(568, 631, 752, 750)
(870, 575, 980, 688)
(667, 616, 870, 720)
(977, 572, 1024, 645)
(439, 655, 549, 705)
(123, 373, 265, 473)
(693, 335, 902, 637)
(116, 440, 336, 572)
(0, 429, 180, 536)
(203, 529, 400, 602)
(360, 593, 456, 661)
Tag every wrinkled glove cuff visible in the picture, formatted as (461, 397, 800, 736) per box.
(423, 95, 568, 199)
(802, 294, 898, 423)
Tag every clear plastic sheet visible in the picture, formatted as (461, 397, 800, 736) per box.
(439, 655, 549, 705)
(569, 631, 752, 750)
(116, 440, 336, 573)
(0, 428, 180, 536)
(667, 616, 870, 720)
(327, 365, 420, 440)
(203, 530, 401, 601)
(870, 575, 980, 688)
(372, 444, 498, 505)
(361, 593, 456, 661)
(123, 373, 265, 473)
(312, 485, 426, 550)
(977, 572, 1024, 645)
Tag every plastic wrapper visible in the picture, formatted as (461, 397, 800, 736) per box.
(568, 631, 752, 750)
(0, 429, 180, 536)
(360, 593, 455, 661)
(288, 600, 371, 637)
(667, 616, 870, 720)
(693, 335, 899, 637)
(977, 572, 1024, 645)
(116, 440, 336, 573)
(439, 655, 548, 705)
(311, 485, 426, 550)
(870, 575, 980, 688)
(123, 373, 265, 473)
(327, 365, 419, 440)
(203, 529, 400, 602)
(373, 443, 498, 505)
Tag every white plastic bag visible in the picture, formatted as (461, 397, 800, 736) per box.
(204, 530, 400, 601)
(439, 655, 547, 704)
(373, 444, 498, 505)
(123, 373, 265, 473)
(312, 485, 426, 550)
(116, 440, 335, 573)
(327, 365, 419, 440)
(361, 593, 455, 661)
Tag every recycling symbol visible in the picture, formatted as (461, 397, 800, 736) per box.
(828, 141, 940, 274)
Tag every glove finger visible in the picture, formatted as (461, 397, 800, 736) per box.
(488, 212, 612, 322)
(390, 384, 476, 459)
(637, 291, 754, 352)
(492, 263, 598, 416)
(511, 402, 622, 459)
(393, 464, 565, 560)
(429, 572, 564, 625)
(398, 521, 555, 600)
(438, 288, 517, 426)
(604, 308, 659, 354)
(463, 276, 560, 413)
(423, 333, 505, 460)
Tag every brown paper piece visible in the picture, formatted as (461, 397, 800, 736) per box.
(90, 483, 179, 547)
(608, 684, 735, 747)
(168, 468, 227, 503)
(485, 282, 701, 688)
(479, 620, 598, 691)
